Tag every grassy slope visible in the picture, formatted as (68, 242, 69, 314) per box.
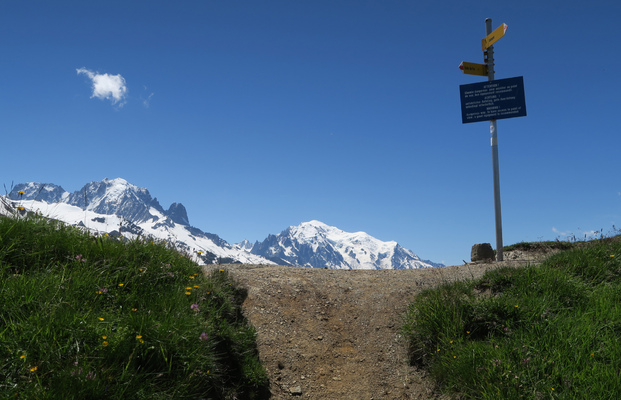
(403, 237, 621, 399)
(0, 215, 268, 400)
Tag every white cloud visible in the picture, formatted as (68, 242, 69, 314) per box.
(552, 227, 571, 237)
(142, 89, 154, 108)
(77, 68, 128, 107)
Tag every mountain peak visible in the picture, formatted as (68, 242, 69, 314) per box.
(289, 220, 332, 238)
(10, 178, 186, 225)
(166, 202, 189, 225)
(98, 178, 142, 200)
(9, 182, 67, 203)
(62, 179, 155, 222)
(253, 220, 438, 269)
(103, 177, 129, 186)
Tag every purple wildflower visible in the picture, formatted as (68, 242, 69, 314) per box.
(191, 303, 201, 313)
(199, 332, 209, 341)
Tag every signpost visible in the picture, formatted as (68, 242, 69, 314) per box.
(481, 23, 508, 51)
(458, 61, 488, 77)
(460, 76, 526, 123)
(458, 18, 526, 262)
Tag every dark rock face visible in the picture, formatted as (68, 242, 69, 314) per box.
(166, 202, 189, 226)
(250, 234, 296, 266)
(471, 243, 495, 262)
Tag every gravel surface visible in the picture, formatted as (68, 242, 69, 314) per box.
(204, 251, 551, 399)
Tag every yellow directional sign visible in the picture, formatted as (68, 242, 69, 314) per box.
(481, 23, 508, 51)
(459, 61, 488, 76)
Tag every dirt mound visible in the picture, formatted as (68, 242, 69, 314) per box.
(205, 254, 545, 399)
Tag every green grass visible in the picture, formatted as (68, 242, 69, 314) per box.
(0, 214, 269, 399)
(403, 237, 621, 399)
(502, 240, 575, 252)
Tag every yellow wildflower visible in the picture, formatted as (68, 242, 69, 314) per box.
(98, 317, 105, 321)
(103, 341, 109, 347)
(30, 366, 37, 372)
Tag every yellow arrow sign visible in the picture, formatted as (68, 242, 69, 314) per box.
(459, 61, 488, 76)
(481, 23, 508, 51)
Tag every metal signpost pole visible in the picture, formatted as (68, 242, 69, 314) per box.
(485, 18, 503, 261)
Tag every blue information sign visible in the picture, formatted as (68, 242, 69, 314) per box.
(459, 76, 526, 124)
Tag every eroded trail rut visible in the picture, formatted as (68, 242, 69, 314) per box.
(205, 261, 534, 399)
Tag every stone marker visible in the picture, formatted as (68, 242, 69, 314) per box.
(471, 243, 495, 262)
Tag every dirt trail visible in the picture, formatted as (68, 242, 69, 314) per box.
(205, 252, 546, 399)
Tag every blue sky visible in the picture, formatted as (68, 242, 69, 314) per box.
(1, 0, 620, 266)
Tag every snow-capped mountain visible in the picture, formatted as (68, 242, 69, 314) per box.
(4, 178, 273, 265)
(244, 220, 442, 269)
(3, 178, 443, 269)
(11, 179, 188, 225)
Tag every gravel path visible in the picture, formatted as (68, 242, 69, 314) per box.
(205, 252, 548, 399)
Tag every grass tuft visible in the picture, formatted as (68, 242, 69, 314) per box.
(0, 214, 269, 399)
(403, 237, 621, 399)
